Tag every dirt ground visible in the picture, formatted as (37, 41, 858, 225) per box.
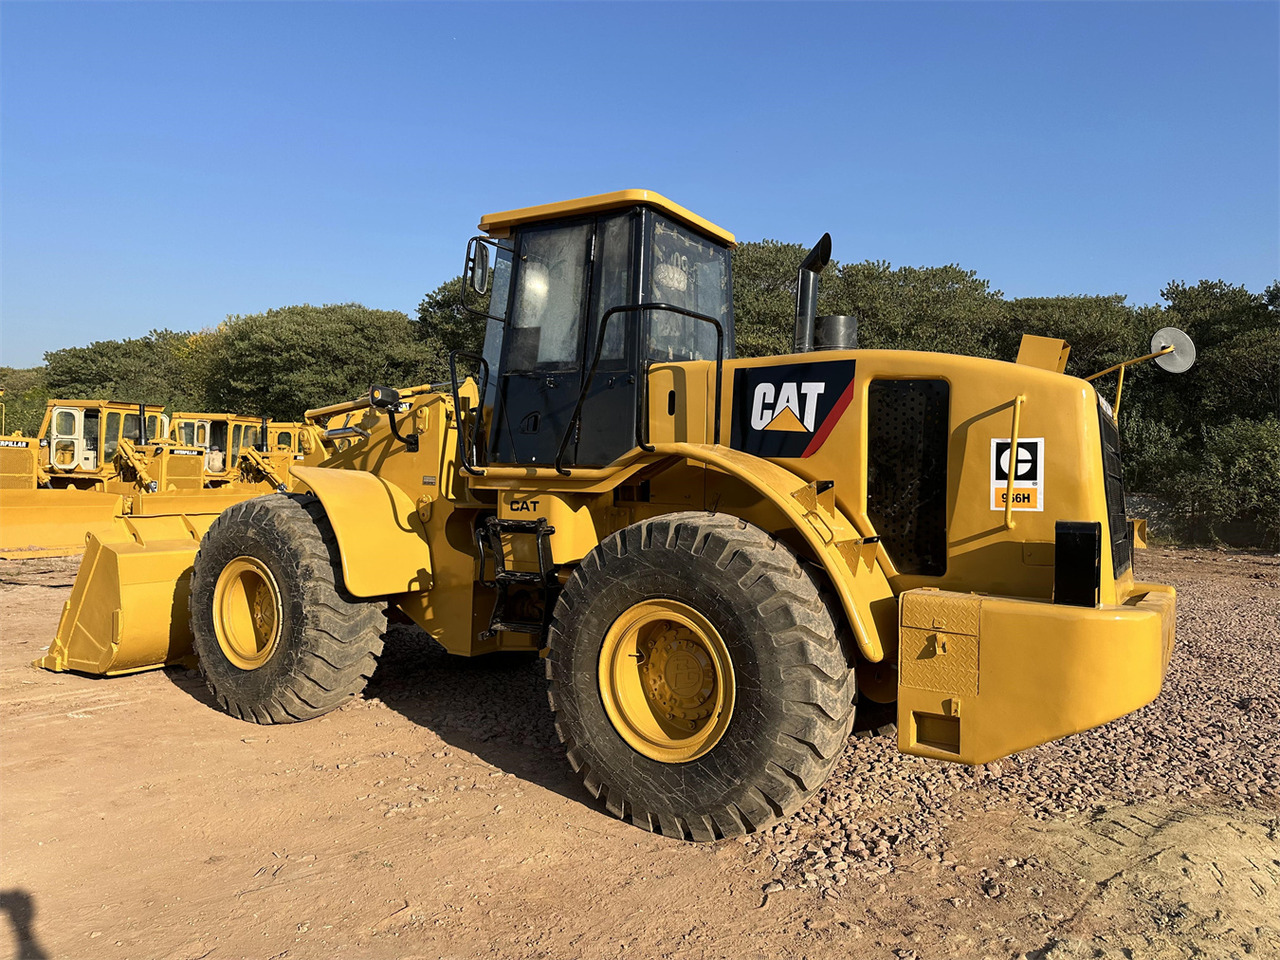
(1, 547, 1277, 960)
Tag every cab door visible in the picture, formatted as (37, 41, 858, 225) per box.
(81, 410, 101, 471)
(488, 212, 640, 468)
(489, 220, 594, 466)
(49, 407, 84, 471)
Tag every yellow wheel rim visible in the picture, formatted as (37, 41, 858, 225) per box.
(213, 556, 283, 670)
(598, 599, 735, 763)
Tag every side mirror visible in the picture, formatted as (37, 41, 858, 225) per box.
(460, 236, 512, 323)
(467, 238, 491, 296)
(1151, 327, 1196, 374)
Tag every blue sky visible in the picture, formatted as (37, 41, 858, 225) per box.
(2, 1, 1276, 368)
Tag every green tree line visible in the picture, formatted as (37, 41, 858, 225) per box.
(2, 244, 1275, 543)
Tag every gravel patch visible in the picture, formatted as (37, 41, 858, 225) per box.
(360, 548, 1279, 898)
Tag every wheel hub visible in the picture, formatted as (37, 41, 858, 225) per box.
(643, 630, 716, 721)
(213, 556, 283, 671)
(598, 599, 735, 763)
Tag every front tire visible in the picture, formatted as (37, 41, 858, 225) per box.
(546, 513, 857, 841)
(189, 494, 386, 723)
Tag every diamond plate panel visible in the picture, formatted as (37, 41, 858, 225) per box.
(899, 590, 983, 634)
(900, 627, 979, 696)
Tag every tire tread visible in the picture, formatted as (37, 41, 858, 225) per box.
(547, 512, 856, 840)
(190, 494, 386, 725)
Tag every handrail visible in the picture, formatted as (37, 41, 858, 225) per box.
(553, 302, 725, 476)
(637, 358, 656, 453)
(1004, 395, 1026, 530)
(305, 383, 439, 424)
(449, 350, 490, 476)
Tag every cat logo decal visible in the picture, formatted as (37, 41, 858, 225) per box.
(731, 359, 856, 459)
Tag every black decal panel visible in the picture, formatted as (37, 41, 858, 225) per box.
(729, 360, 856, 459)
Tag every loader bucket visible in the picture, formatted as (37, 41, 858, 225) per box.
(37, 514, 214, 676)
(0, 489, 126, 559)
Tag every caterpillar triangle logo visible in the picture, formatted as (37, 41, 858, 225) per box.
(763, 405, 808, 432)
(730, 359, 857, 459)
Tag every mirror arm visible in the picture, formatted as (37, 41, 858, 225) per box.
(1084, 344, 1175, 382)
(370, 386, 419, 453)
(385, 410, 418, 452)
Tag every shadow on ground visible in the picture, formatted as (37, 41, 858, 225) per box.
(162, 619, 898, 816)
(162, 622, 592, 809)
(0, 889, 51, 960)
(366, 624, 590, 807)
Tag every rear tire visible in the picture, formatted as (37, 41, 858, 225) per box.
(189, 494, 386, 723)
(546, 512, 856, 841)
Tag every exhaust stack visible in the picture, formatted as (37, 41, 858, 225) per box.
(794, 233, 832, 353)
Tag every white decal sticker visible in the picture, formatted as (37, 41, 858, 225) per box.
(990, 438, 1045, 511)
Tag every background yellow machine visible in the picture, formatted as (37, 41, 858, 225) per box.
(44, 191, 1183, 840)
(168, 412, 330, 481)
(1, 401, 321, 560)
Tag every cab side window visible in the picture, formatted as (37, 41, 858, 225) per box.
(105, 412, 121, 459)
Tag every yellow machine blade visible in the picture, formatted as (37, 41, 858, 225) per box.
(36, 514, 213, 676)
(0, 489, 126, 559)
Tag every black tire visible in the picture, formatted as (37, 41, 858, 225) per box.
(546, 512, 857, 841)
(189, 493, 386, 723)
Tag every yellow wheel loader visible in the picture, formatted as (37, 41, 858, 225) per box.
(1, 399, 170, 490)
(1, 402, 326, 560)
(44, 190, 1187, 840)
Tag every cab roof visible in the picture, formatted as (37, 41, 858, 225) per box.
(479, 189, 736, 247)
(171, 412, 266, 422)
(48, 399, 167, 413)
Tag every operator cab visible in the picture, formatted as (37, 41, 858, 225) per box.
(463, 190, 735, 468)
(46, 401, 167, 475)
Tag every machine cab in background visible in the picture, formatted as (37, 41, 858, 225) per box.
(467, 191, 735, 468)
(43, 401, 167, 478)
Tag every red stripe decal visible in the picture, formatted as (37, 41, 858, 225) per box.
(801, 378, 857, 458)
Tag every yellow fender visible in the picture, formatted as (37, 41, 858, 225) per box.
(292, 466, 432, 598)
(653, 442, 897, 664)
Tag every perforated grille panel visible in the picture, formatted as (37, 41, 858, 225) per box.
(1098, 406, 1132, 577)
(0, 447, 36, 490)
(867, 379, 950, 576)
(164, 451, 206, 491)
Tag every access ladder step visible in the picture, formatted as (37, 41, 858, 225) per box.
(487, 620, 544, 635)
(490, 518, 549, 534)
(494, 569, 546, 585)
(478, 514, 561, 642)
